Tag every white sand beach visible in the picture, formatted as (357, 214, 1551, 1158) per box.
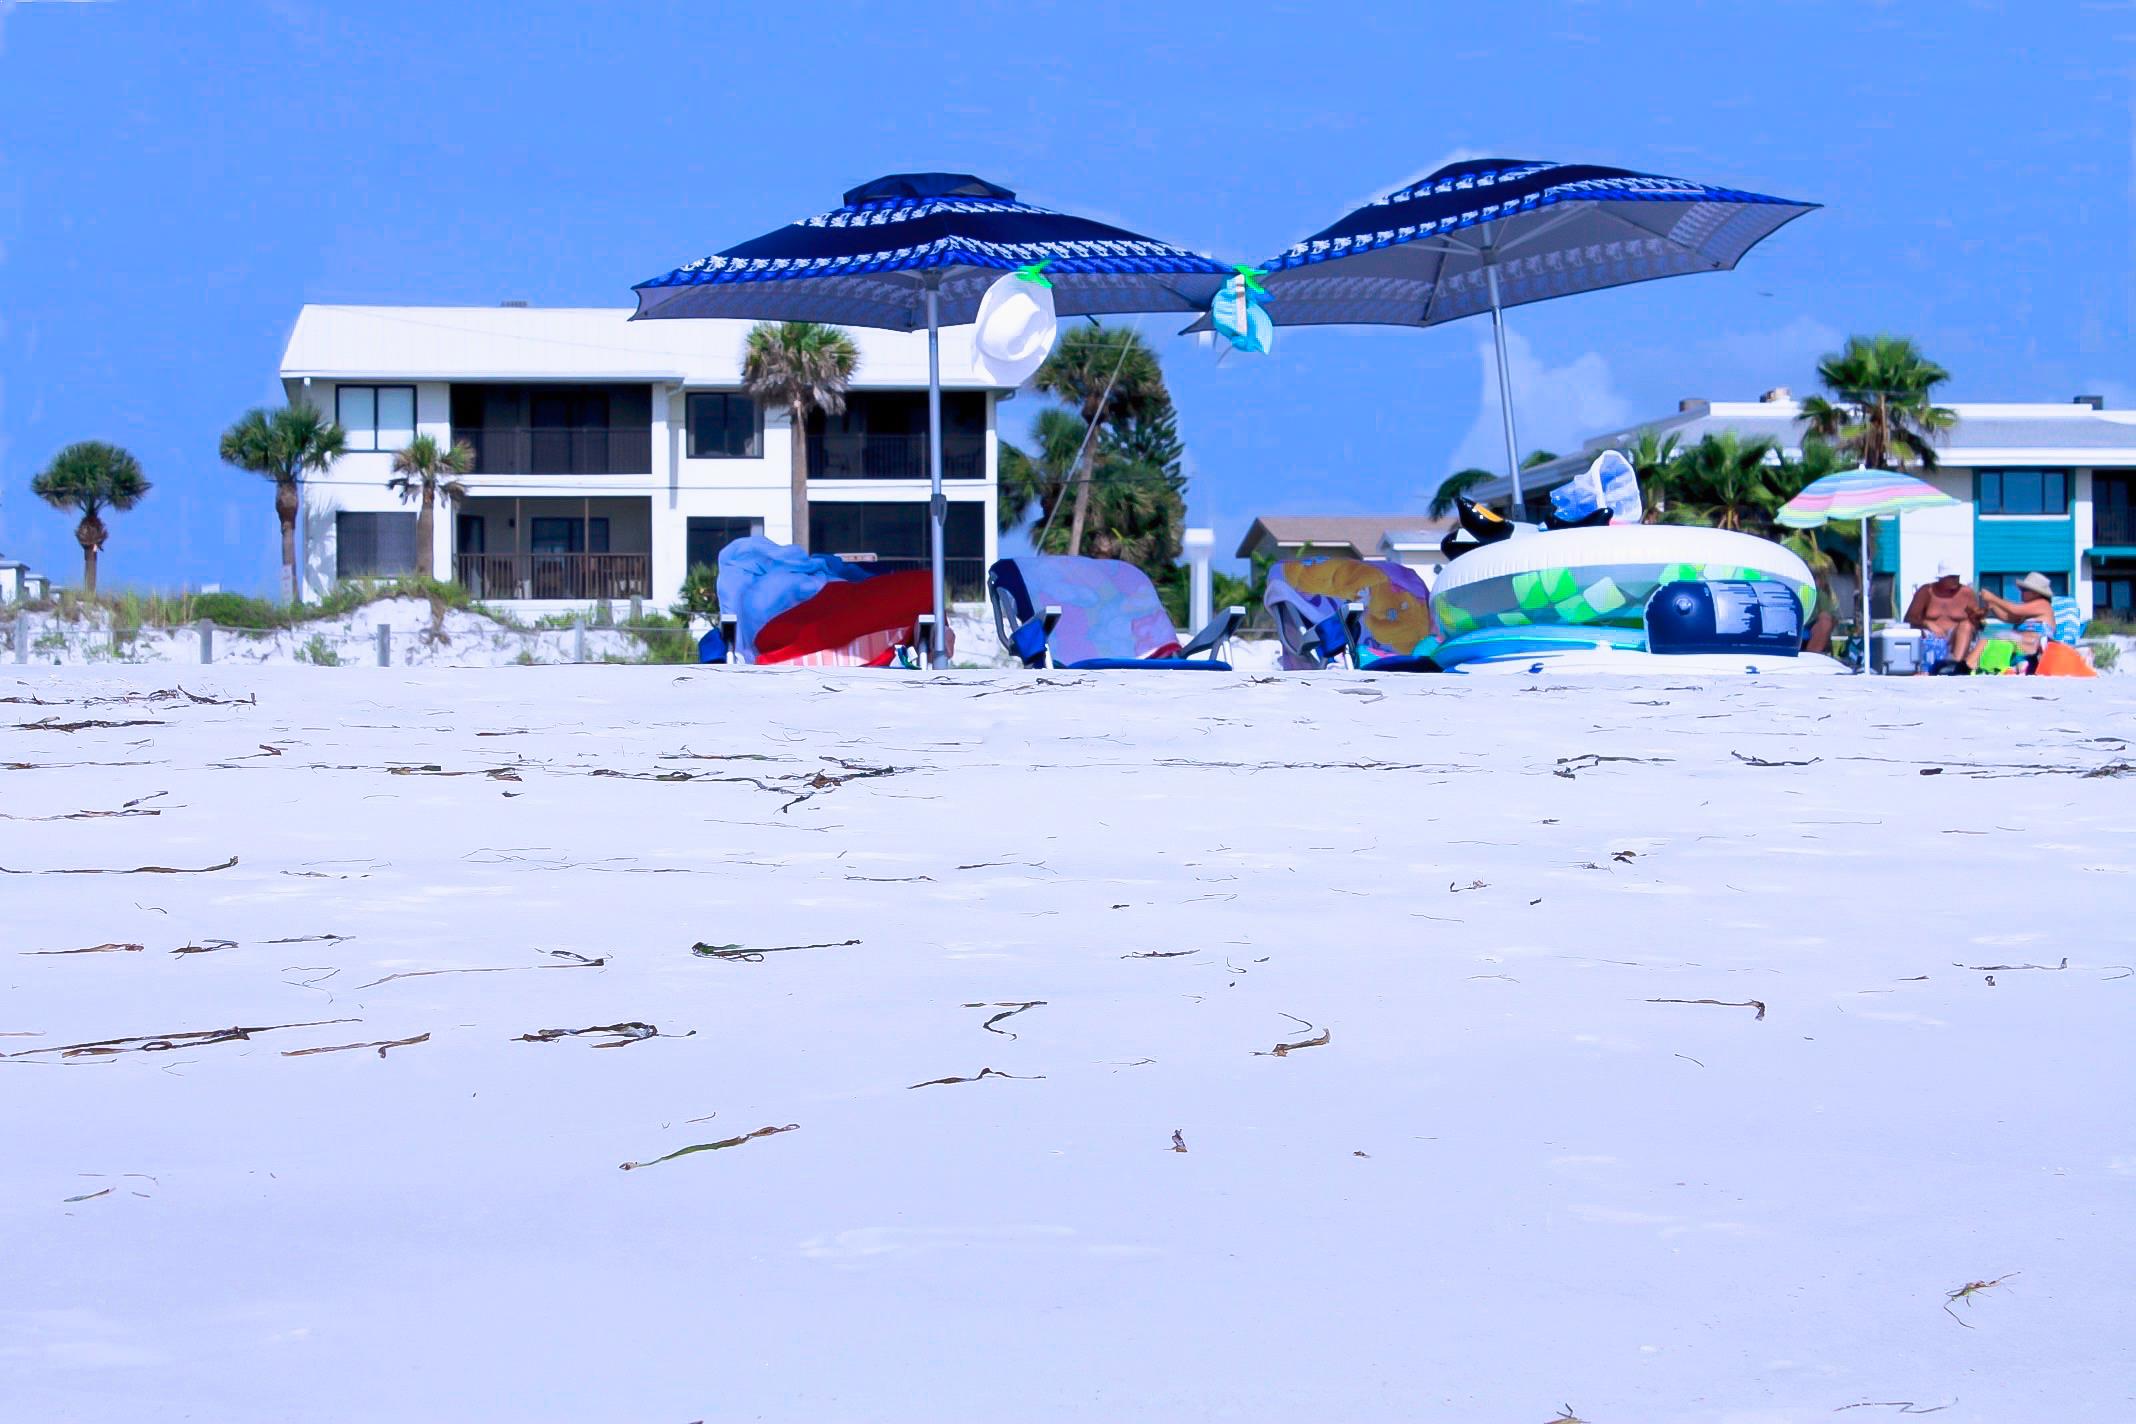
(4, 666, 2132, 1422)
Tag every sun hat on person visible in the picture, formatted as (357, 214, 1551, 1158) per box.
(1934, 560, 1961, 580)
(2017, 572, 2054, 597)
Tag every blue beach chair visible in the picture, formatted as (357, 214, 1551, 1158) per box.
(988, 556, 1243, 670)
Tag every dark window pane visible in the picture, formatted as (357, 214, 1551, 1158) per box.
(688, 393, 759, 459)
(337, 512, 417, 577)
(1981, 570, 2069, 600)
(687, 516, 757, 570)
(808, 501, 985, 560)
(448, 384, 651, 474)
(530, 518, 577, 554)
(1980, 469, 2070, 516)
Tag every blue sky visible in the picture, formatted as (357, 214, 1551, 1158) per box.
(0, 0, 2130, 590)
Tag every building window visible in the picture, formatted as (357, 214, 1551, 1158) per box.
(2094, 572, 2134, 617)
(687, 393, 761, 459)
(808, 501, 985, 559)
(530, 517, 609, 554)
(686, 516, 759, 572)
(337, 385, 416, 453)
(336, 512, 418, 578)
(1977, 469, 2069, 516)
(1980, 570, 2069, 602)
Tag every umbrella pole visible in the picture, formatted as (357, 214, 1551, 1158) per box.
(1859, 517, 1872, 675)
(1485, 259, 1524, 512)
(925, 284, 948, 664)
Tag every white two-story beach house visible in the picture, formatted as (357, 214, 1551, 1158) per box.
(277, 304, 1007, 611)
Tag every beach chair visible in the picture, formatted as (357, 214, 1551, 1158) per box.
(1264, 556, 1438, 671)
(987, 556, 1242, 670)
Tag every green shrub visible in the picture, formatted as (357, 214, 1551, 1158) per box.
(190, 591, 288, 629)
(673, 562, 719, 617)
(295, 633, 342, 667)
(2092, 640, 2120, 672)
(625, 609, 698, 664)
(310, 576, 473, 620)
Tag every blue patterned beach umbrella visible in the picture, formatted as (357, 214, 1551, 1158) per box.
(634, 174, 1232, 658)
(1252, 159, 1818, 504)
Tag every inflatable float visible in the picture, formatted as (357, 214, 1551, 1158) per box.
(1431, 524, 1818, 639)
(1421, 522, 1839, 674)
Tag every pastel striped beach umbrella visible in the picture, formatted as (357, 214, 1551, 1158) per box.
(1777, 468, 1957, 672)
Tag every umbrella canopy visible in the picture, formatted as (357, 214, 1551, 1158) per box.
(1776, 469, 1957, 675)
(632, 173, 1232, 661)
(1241, 158, 1817, 503)
(1256, 158, 1817, 327)
(1775, 468, 1956, 528)
(632, 173, 1232, 329)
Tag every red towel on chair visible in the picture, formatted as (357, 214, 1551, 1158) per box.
(753, 570, 948, 667)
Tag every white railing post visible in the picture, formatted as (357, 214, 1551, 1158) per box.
(572, 617, 587, 665)
(14, 613, 28, 664)
(196, 618, 213, 665)
(1183, 527, 1215, 635)
(376, 623, 391, 667)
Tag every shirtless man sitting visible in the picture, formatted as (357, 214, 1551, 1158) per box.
(1903, 562, 1982, 668)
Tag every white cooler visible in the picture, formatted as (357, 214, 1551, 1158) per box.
(1872, 626, 1926, 675)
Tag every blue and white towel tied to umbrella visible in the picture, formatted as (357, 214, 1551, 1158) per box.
(1209, 267, 1272, 354)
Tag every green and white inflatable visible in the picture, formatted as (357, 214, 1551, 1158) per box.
(1430, 525, 1818, 642)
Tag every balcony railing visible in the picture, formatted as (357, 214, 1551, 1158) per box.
(456, 552, 651, 602)
(2096, 510, 2136, 547)
(806, 433, 985, 481)
(457, 426, 653, 476)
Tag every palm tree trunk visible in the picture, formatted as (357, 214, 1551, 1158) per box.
(276, 478, 299, 603)
(77, 517, 101, 596)
(789, 401, 810, 551)
(1066, 441, 1097, 558)
(416, 482, 436, 579)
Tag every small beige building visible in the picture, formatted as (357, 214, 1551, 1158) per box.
(1236, 515, 1457, 580)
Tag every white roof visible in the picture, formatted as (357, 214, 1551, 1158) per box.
(278, 305, 1003, 389)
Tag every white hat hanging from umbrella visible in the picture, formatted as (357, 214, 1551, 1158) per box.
(969, 265, 1058, 386)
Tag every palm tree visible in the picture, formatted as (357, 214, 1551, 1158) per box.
(1001, 407, 1090, 538)
(1799, 336, 1955, 473)
(31, 441, 149, 595)
(742, 322, 859, 552)
(219, 403, 347, 602)
(1661, 432, 1781, 532)
(386, 434, 475, 579)
(1033, 324, 1166, 557)
(1429, 468, 1495, 518)
(1800, 336, 1953, 606)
